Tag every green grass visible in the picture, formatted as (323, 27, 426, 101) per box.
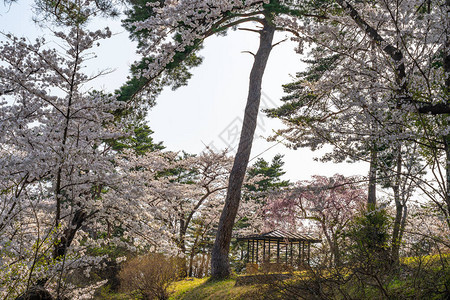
(170, 277, 208, 299)
(169, 277, 265, 300)
(95, 276, 265, 300)
(97, 254, 449, 299)
(401, 253, 449, 266)
(96, 285, 141, 300)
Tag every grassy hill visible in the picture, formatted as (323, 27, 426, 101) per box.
(170, 277, 264, 300)
(96, 276, 268, 300)
(96, 254, 449, 300)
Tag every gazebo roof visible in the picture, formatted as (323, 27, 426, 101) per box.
(236, 229, 321, 243)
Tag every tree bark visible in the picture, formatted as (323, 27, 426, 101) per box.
(188, 233, 200, 277)
(444, 0, 450, 229)
(391, 146, 403, 266)
(178, 218, 188, 277)
(445, 136, 450, 229)
(188, 252, 194, 277)
(205, 253, 211, 277)
(53, 209, 87, 259)
(210, 18, 275, 279)
(445, 0, 450, 94)
(368, 146, 378, 210)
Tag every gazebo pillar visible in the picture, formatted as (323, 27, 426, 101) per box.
(277, 240, 280, 264)
(247, 240, 250, 263)
(263, 240, 265, 262)
(307, 241, 311, 264)
(300, 241, 304, 264)
(290, 242, 293, 265)
(252, 239, 255, 263)
(285, 242, 288, 264)
(256, 240, 259, 263)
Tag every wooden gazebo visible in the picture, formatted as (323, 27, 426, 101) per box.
(236, 229, 321, 270)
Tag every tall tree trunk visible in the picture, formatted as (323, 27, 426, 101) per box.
(211, 18, 275, 279)
(445, 136, 450, 229)
(444, 0, 450, 229)
(188, 233, 200, 277)
(205, 253, 211, 277)
(368, 146, 378, 210)
(399, 204, 407, 249)
(391, 146, 403, 266)
(53, 209, 87, 259)
(367, 42, 379, 211)
(188, 251, 195, 277)
(445, 0, 450, 95)
(179, 219, 187, 254)
(331, 233, 341, 267)
(179, 219, 188, 277)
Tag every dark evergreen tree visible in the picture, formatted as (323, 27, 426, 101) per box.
(245, 154, 290, 202)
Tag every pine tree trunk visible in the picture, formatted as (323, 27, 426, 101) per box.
(210, 18, 275, 280)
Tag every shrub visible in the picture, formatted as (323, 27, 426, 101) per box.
(346, 208, 393, 270)
(118, 253, 183, 300)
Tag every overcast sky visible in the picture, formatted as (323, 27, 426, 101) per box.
(1, 0, 368, 182)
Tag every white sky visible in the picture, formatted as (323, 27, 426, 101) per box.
(1, 1, 368, 182)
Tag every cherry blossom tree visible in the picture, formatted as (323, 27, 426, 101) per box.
(0, 23, 130, 297)
(126, 0, 329, 279)
(123, 148, 269, 277)
(0, 11, 245, 297)
(330, 0, 450, 231)
(267, 0, 449, 231)
(0, 7, 173, 295)
(264, 174, 366, 266)
(127, 149, 233, 276)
